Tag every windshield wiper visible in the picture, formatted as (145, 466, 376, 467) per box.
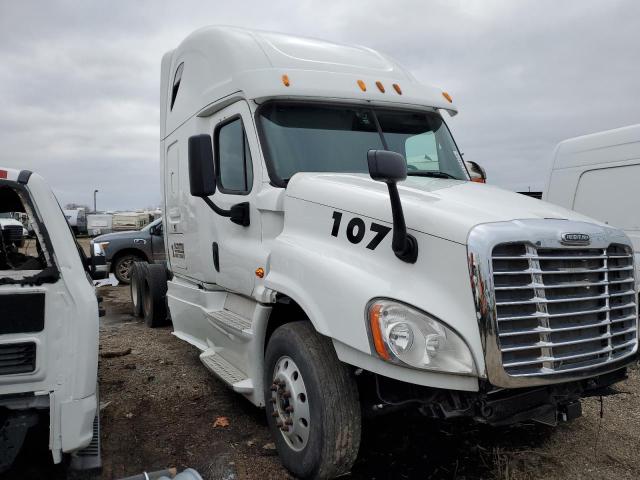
(406, 171, 458, 179)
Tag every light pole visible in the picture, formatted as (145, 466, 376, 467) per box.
(93, 189, 99, 213)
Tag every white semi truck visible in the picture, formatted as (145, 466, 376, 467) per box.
(133, 26, 638, 479)
(0, 167, 101, 472)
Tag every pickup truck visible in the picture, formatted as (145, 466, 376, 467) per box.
(0, 166, 102, 472)
(91, 218, 165, 283)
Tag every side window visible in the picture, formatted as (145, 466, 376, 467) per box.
(405, 132, 439, 171)
(215, 117, 254, 194)
(170, 62, 184, 111)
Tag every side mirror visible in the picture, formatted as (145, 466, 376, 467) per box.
(465, 160, 487, 183)
(188, 134, 251, 227)
(188, 134, 216, 197)
(367, 150, 407, 183)
(367, 150, 418, 264)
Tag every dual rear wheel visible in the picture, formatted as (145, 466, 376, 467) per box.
(130, 262, 169, 328)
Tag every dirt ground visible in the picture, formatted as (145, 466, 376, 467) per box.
(4, 240, 640, 479)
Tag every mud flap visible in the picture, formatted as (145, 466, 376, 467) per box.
(0, 411, 38, 473)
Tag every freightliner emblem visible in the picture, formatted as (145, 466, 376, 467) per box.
(561, 233, 591, 245)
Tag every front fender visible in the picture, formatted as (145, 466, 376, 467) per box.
(265, 197, 486, 380)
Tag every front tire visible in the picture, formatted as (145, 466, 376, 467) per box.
(113, 254, 143, 284)
(264, 322, 361, 479)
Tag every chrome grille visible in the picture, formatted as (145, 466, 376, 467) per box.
(492, 243, 637, 377)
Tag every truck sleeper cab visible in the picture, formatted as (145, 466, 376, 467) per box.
(0, 167, 100, 472)
(149, 27, 638, 479)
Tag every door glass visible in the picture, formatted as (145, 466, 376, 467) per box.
(217, 119, 253, 193)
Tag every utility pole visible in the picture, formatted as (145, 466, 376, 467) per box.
(93, 189, 99, 213)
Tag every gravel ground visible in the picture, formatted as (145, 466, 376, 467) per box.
(4, 239, 640, 479)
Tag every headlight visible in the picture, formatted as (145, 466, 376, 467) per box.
(92, 241, 109, 256)
(367, 299, 476, 375)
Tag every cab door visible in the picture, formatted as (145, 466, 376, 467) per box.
(206, 101, 263, 296)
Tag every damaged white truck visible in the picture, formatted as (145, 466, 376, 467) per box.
(0, 167, 101, 472)
(132, 27, 639, 479)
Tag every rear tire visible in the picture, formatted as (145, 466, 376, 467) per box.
(113, 253, 143, 284)
(129, 262, 145, 317)
(142, 264, 168, 328)
(264, 322, 361, 479)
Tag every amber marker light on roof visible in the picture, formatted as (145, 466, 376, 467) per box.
(281, 74, 290, 87)
(392, 83, 402, 95)
(357, 79, 367, 92)
(442, 91, 453, 103)
(375, 81, 385, 93)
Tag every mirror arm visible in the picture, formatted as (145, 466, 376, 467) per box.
(386, 183, 418, 263)
(199, 197, 250, 227)
(201, 196, 231, 217)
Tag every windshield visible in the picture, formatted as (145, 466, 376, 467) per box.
(258, 103, 467, 186)
(142, 218, 161, 231)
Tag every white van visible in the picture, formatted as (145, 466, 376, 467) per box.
(134, 27, 638, 479)
(63, 208, 88, 235)
(0, 167, 101, 472)
(544, 124, 640, 279)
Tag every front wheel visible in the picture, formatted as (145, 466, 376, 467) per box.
(264, 322, 361, 479)
(113, 254, 142, 284)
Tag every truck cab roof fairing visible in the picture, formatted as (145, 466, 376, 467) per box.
(160, 26, 457, 140)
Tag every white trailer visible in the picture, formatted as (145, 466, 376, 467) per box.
(0, 167, 102, 472)
(544, 124, 640, 278)
(87, 213, 113, 236)
(112, 212, 149, 231)
(132, 27, 638, 479)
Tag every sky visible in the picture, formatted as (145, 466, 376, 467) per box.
(1, 0, 638, 210)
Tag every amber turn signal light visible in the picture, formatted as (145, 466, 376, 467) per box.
(369, 304, 390, 360)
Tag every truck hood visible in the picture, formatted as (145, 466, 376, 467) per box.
(286, 173, 601, 245)
(0, 218, 24, 228)
(92, 230, 137, 242)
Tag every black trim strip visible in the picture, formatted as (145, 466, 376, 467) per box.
(17, 170, 32, 184)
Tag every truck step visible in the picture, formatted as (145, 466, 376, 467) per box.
(200, 350, 253, 393)
(206, 309, 253, 337)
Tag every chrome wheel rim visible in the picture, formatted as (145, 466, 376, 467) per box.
(118, 258, 134, 280)
(269, 356, 310, 451)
